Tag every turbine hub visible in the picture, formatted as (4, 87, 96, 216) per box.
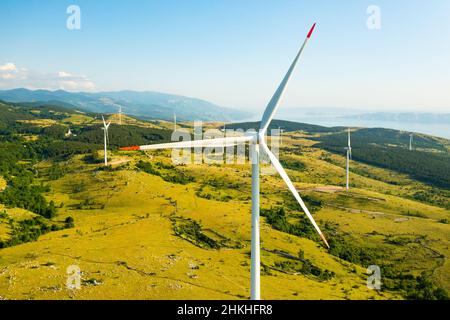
(245, 131, 260, 144)
(257, 131, 265, 145)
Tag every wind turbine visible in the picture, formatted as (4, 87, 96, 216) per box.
(278, 127, 284, 145)
(345, 128, 352, 190)
(118, 105, 123, 125)
(409, 133, 413, 151)
(102, 116, 111, 166)
(120, 23, 329, 300)
(174, 112, 177, 131)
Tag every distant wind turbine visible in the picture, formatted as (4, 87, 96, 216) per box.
(118, 105, 123, 125)
(345, 128, 352, 190)
(174, 112, 177, 131)
(278, 127, 284, 145)
(120, 23, 328, 300)
(102, 116, 111, 166)
(409, 133, 413, 151)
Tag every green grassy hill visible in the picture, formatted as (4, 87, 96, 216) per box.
(0, 102, 448, 300)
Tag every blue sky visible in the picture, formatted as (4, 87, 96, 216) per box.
(0, 0, 449, 113)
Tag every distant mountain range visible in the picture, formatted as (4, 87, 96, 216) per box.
(0, 88, 251, 122)
(344, 112, 450, 124)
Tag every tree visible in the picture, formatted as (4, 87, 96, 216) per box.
(64, 216, 75, 228)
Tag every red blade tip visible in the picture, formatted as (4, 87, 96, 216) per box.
(120, 146, 140, 151)
(307, 23, 316, 38)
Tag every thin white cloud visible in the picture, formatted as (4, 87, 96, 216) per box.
(58, 71, 73, 78)
(0, 63, 25, 81)
(0, 63, 95, 91)
(0, 63, 17, 72)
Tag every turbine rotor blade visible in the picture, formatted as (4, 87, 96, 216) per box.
(260, 23, 316, 134)
(120, 135, 253, 151)
(260, 142, 330, 249)
(348, 128, 351, 148)
(102, 115, 107, 127)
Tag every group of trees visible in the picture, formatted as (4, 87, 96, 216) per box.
(381, 265, 448, 300)
(1, 101, 173, 161)
(0, 141, 58, 219)
(70, 124, 172, 148)
(0, 214, 74, 249)
(0, 182, 57, 219)
(136, 160, 195, 185)
(226, 120, 343, 134)
(274, 259, 335, 281)
(0, 104, 78, 247)
(0, 102, 176, 231)
(260, 207, 321, 242)
(173, 218, 221, 249)
(260, 209, 449, 300)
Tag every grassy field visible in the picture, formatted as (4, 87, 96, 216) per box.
(0, 109, 449, 300)
(0, 177, 6, 192)
(0, 138, 448, 300)
(0, 164, 395, 300)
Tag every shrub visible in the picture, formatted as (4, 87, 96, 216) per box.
(260, 207, 319, 241)
(173, 219, 220, 249)
(2, 216, 68, 248)
(64, 216, 75, 228)
(136, 160, 194, 185)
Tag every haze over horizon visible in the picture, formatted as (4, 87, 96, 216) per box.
(1, 0, 449, 114)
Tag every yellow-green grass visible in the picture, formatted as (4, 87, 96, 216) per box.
(16, 119, 58, 127)
(0, 205, 38, 242)
(0, 132, 448, 300)
(0, 205, 37, 221)
(0, 166, 396, 300)
(0, 177, 6, 191)
(104, 114, 164, 129)
(62, 113, 95, 125)
(278, 143, 449, 211)
(18, 134, 40, 142)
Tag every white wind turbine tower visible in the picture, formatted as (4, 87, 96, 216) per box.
(173, 112, 177, 131)
(102, 116, 111, 166)
(345, 128, 352, 190)
(118, 105, 123, 125)
(278, 126, 284, 145)
(409, 133, 413, 151)
(120, 23, 329, 300)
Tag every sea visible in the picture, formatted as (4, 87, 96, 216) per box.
(281, 116, 450, 139)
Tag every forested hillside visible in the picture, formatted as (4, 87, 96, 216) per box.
(0, 101, 172, 248)
(227, 119, 343, 133)
(312, 129, 450, 189)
